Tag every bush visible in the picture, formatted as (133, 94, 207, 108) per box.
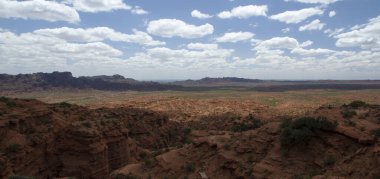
(223, 144, 231, 150)
(324, 155, 336, 166)
(231, 115, 263, 132)
(58, 102, 72, 108)
(143, 157, 155, 168)
(5, 144, 21, 154)
(370, 128, 380, 137)
(341, 109, 357, 119)
(280, 117, 337, 155)
(0, 97, 17, 107)
(82, 122, 92, 128)
(348, 100, 367, 108)
(183, 162, 195, 173)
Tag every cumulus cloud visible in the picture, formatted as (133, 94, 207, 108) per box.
(291, 48, 335, 56)
(131, 6, 148, 15)
(335, 15, 380, 50)
(270, 7, 324, 24)
(72, 0, 131, 12)
(0, 29, 124, 74)
(284, 0, 339, 4)
(255, 37, 299, 50)
(147, 19, 214, 38)
(300, 40, 313, 47)
(215, 32, 254, 43)
(187, 43, 218, 50)
(0, 0, 80, 23)
(191, 10, 213, 19)
(34, 27, 165, 46)
(217, 5, 268, 19)
(329, 11, 336, 17)
(299, 19, 325, 31)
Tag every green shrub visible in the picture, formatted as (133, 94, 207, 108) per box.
(370, 128, 380, 137)
(143, 157, 155, 168)
(139, 151, 148, 158)
(223, 144, 231, 150)
(183, 128, 192, 136)
(344, 119, 356, 126)
(183, 162, 195, 173)
(341, 109, 357, 119)
(82, 122, 92, 128)
(5, 144, 21, 154)
(348, 100, 367, 108)
(324, 155, 336, 166)
(280, 117, 337, 155)
(231, 116, 263, 132)
(0, 97, 17, 107)
(59, 102, 72, 108)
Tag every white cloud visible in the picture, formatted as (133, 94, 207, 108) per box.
(34, 27, 165, 46)
(131, 6, 148, 15)
(291, 47, 335, 56)
(255, 37, 299, 50)
(324, 28, 344, 37)
(191, 10, 213, 19)
(284, 0, 339, 4)
(329, 11, 336, 17)
(72, 0, 131, 12)
(215, 32, 254, 43)
(217, 5, 268, 19)
(147, 19, 214, 38)
(335, 15, 380, 50)
(187, 43, 218, 50)
(300, 40, 313, 47)
(282, 28, 291, 33)
(0, 0, 80, 23)
(270, 7, 324, 24)
(299, 19, 325, 31)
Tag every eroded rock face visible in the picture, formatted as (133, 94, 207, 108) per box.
(0, 98, 184, 179)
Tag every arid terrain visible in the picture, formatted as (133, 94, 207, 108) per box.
(1, 88, 380, 179)
(1, 73, 380, 179)
(3, 89, 380, 121)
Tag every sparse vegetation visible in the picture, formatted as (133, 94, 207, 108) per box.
(324, 155, 336, 166)
(280, 117, 337, 155)
(58, 101, 72, 108)
(341, 109, 357, 119)
(347, 100, 367, 108)
(82, 122, 92, 128)
(143, 157, 155, 168)
(344, 119, 356, 126)
(370, 128, 380, 137)
(223, 144, 231, 150)
(0, 97, 17, 107)
(183, 162, 195, 173)
(5, 143, 21, 154)
(231, 115, 263, 132)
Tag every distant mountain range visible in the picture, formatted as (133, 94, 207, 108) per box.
(1, 72, 380, 92)
(0, 72, 181, 92)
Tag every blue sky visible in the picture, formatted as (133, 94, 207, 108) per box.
(0, 0, 380, 80)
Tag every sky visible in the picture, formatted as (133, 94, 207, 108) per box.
(0, 0, 380, 80)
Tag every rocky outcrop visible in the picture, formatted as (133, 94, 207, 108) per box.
(0, 98, 185, 179)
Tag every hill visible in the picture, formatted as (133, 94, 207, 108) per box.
(0, 72, 181, 92)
